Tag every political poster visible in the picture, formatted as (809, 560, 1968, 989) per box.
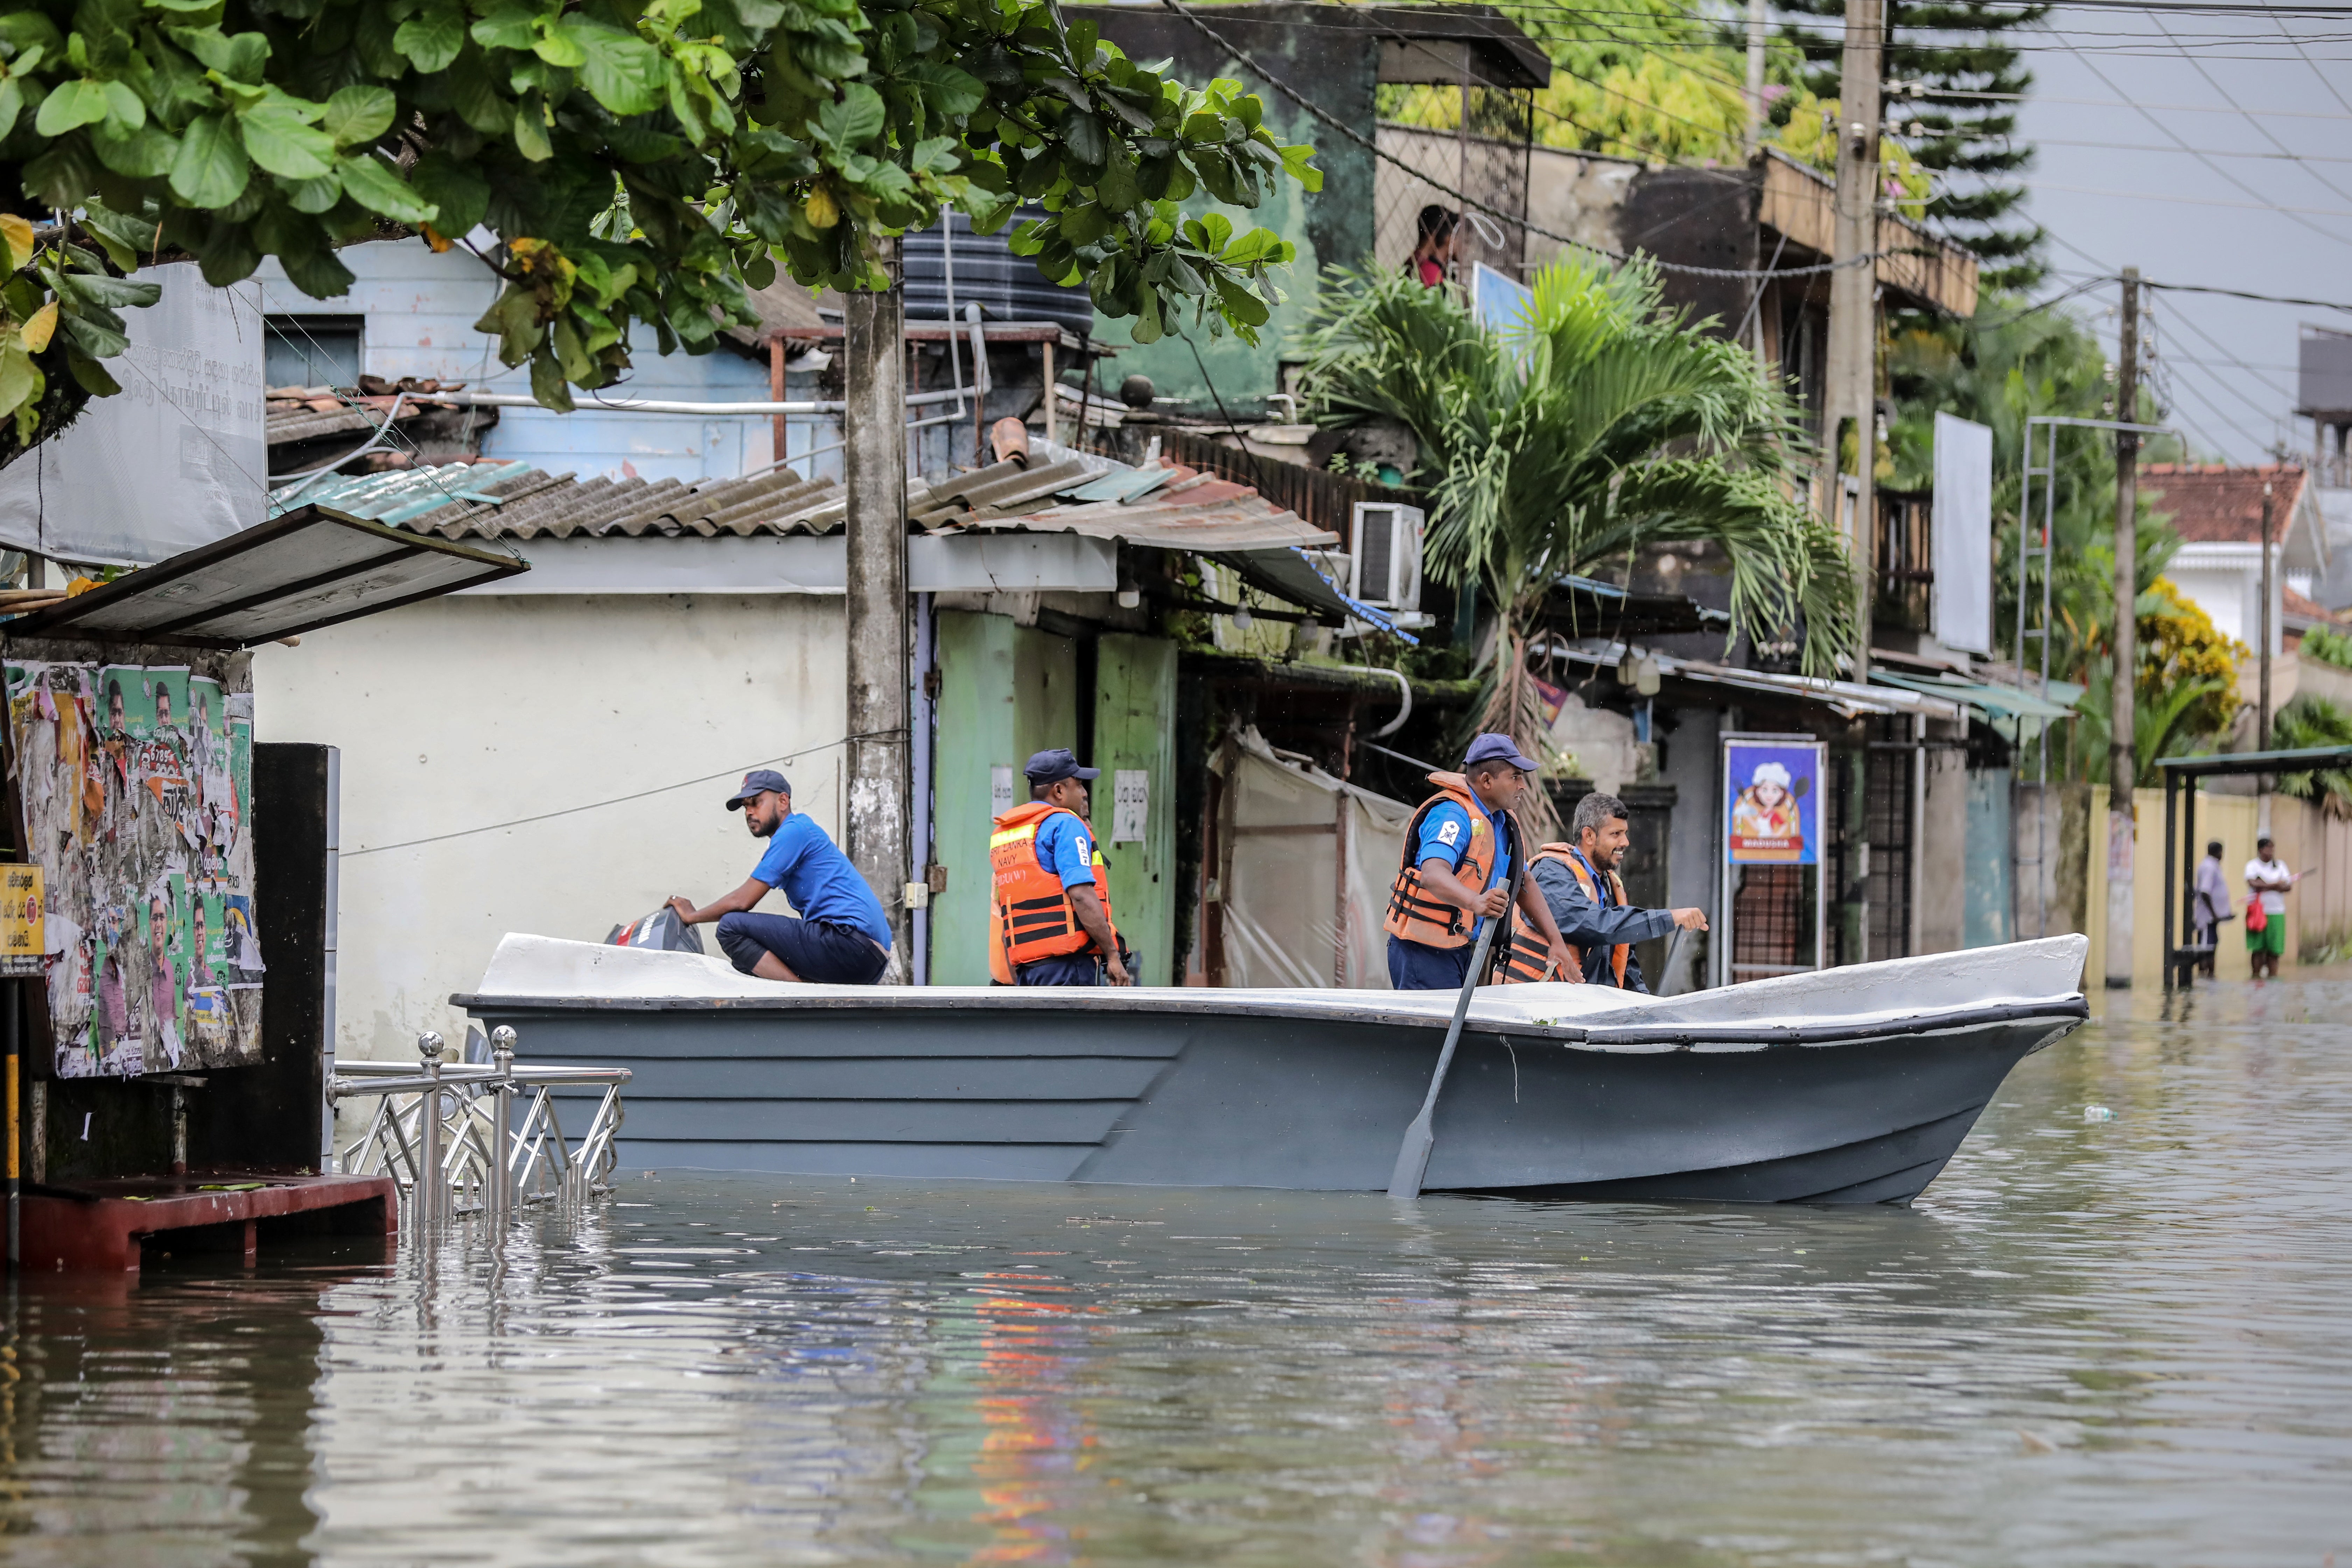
(4, 653, 262, 1078)
(1723, 739, 1823, 866)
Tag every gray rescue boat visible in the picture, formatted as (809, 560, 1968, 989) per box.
(453, 933, 2090, 1205)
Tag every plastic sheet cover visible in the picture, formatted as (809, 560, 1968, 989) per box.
(1220, 730, 1413, 989)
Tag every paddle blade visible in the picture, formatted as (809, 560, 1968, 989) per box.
(1387, 1110, 1435, 1199)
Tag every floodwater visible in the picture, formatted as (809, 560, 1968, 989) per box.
(4, 979, 2350, 1567)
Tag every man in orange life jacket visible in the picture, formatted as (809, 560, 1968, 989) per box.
(1531, 791, 1707, 992)
(1383, 733, 1576, 990)
(989, 749, 1133, 987)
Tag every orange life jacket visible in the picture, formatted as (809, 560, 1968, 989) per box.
(1384, 774, 1504, 951)
(1499, 842, 1630, 987)
(988, 802, 1118, 983)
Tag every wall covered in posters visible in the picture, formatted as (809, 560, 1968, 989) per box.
(5, 643, 262, 1078)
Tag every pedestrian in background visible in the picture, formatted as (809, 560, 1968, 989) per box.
(2192, 838, 2231, 979)
(2244, 834, 2302, 980)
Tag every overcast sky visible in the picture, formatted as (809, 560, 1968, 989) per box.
(2003, 0, 2348, 464)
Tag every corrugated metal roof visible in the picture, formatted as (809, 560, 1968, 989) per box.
(260, 450, 1399, 629)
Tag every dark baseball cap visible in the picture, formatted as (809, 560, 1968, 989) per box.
(1023, 748, 1100, 784)
(1462, 733, 1539, 772)
(726, 769, 791, 809)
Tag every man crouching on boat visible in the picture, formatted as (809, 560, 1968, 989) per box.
(1510, 791, 1706, 993)
(1382, 734, 1575, 990)
(665, 770, 894, 985)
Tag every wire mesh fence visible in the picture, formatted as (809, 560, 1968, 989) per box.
(1373, 83, 1534, 282)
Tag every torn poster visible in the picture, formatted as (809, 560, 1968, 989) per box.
(6, 651, 262, 1078)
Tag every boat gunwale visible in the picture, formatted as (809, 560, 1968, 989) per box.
(448, 989, 2089, 1051)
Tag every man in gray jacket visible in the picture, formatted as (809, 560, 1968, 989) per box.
(1531, 792, 1708, 992)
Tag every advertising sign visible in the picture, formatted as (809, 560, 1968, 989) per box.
(1724, 739, 1823, 865)
(0, 863, 41, 977)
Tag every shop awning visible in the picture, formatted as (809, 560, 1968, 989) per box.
(1869, 671, 2081, 722)
(4, 504, 528, 648)
(1544, 640, 1966, 721)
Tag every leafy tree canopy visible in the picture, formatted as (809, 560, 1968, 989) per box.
(0, 0, 1317, 465)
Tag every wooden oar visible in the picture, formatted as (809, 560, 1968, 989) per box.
(1388, 817, 1526, 1200)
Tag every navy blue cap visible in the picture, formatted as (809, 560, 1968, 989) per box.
(726, 769, 792, 809)
(1462, 733, 1539, 772)
(1023, 748, 1100, 784)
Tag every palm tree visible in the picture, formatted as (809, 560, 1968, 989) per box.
(1297, 256, 1855, 821)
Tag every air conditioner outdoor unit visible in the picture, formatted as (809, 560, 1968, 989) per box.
(1349, 501, 1424, 611)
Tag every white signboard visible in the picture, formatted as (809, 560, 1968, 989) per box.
(1931, 411, 1994, 654)
(989, 765, 1016, 820)
(1112, 769, 1149, 844)
(0, 265, 265, 565)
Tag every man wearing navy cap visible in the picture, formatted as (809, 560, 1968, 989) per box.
(667, 769, 894, 984)
(1381, 733, 1575, 990)
(987, 748, 1133, 986)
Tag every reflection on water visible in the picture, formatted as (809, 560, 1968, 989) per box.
(4, 977, 2351, 1566)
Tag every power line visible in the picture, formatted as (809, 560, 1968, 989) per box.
(2039, 31, 2352, 253)
(2148, 9, 2352, 213)
(2024, 180, 2352, 223)
(1928, 87, 2352, 120)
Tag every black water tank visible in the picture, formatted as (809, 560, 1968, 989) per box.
(901, 210, 1096, 339)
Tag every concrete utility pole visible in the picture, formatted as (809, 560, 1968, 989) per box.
(2105, 267, 2140, 990)
(2259, 481, 2276, 752)
(843, 236, 914, 966)
(1826, 0, 1883, 967)
(1744, 0, 1769, 150)
(1825, 0, 1883, 676)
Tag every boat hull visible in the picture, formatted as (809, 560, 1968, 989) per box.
(456, 997, 2076, 1205)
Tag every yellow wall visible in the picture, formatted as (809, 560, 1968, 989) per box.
(2098, 785, 2258, 982)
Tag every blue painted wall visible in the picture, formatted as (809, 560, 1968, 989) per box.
(1965, 768, 2014, 948)
(257, 240, 777, 484)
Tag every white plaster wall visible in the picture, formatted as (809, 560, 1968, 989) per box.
(252, 593, 846, 1062)
(255, 240, 774, 483)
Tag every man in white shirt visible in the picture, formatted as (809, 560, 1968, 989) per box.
(2244, 835, 2301, 979)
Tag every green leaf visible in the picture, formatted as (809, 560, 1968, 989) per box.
(469, 4, 538, 51)
(411, 153, 488, 234)
(100, 81, 145, 132)
(1060, 111, 1107, 171)
(237, 99, 337, 180)
(34, 79, 110, 135)
(560, 18, 664, 116)
(1213, 273, 1268, 328)
(282, 172, 343, 213)
(166, 27, 271, 83)
(60, 311, 130, 360)
(337, 154, 439, 224)
(903, 61, 985, 118)
(529, 344, 574, 410)
(0, 343, 36, 420)
(64, 349, 120, 397)
(58, 272, 162, 308)
(91, 122, 177, 180)
(169, 112, 251, 208)
(324, 85, 397, 147)
(393, 1, 467, 74)
(817, 82, 884, 148)
(1278, 142, 1321, 193)
(0, 78, 22, 143)
(512, 99, 552, 162)
(531, 28, 587, 68)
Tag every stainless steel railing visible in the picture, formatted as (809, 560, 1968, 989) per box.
(331, 1029, 630, 1233)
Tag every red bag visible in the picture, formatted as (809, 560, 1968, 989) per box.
(2246, 898, 2268, 934)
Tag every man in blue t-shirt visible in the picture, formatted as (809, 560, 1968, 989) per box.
(1386, 733, 1575, 990)
(667, 769, 894, 984)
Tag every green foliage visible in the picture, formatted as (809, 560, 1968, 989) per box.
(1294, 257, 1855, 679)
(2272, 694, 2352, 816)
(0, 0, 1316, 460)
(1778, 0, 2048, 289)
(2303, 624, 2352, 672)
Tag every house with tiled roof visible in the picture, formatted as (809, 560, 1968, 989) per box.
(2143, 464, 2325, 654)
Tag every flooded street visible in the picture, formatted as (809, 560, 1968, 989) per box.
(5, 976, 2348, 1567)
